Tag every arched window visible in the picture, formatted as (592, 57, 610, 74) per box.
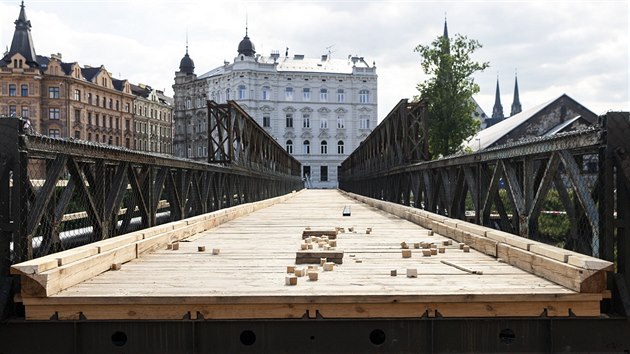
(286, 140, 293, 154)
(359, 89, 370, 103)
(337, 140, 344, 154)
(320, 140, 328, 154)
(303, 140, 310, 154)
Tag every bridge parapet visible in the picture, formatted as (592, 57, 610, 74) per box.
(0, 110, 302, 301)
(340, 111, 630, 316)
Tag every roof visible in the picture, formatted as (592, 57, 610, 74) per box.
(199, 55, 373, 79)
(81, 67, 100, 82)
(543, 115, 583, 137)
(464, 95, 563, 152)
(1, 2, 38, 68)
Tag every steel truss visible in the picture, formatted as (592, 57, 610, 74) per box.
(0, 115, 302, 280)
(340, 112, 630, 315)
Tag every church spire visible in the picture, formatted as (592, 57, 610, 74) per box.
(443, 14, 449, 39)
(1, 1, 38, 68)
(491, 77, 504, 119)
(510, 71, 522, 116)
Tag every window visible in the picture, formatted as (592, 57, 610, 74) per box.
(87, 112, 92, 125)
(286, 140, 293, 154)
(109, 99, 113, 109)
(262, 86, 271, 100)
(263, 114, 270, 127)
(74, 109, 81, 123)
(285, 87, 293, 101)
(303, 140, 310, 154)
(285, 113, 293, 128)
(125, 138, 130, 148)
(125, 103, 130, 112)
(49, 108, 60, 120)
(88, 132, 92, 141)
(238, 85, 246, 99)
(320, 166, 328, 182)
(320, 88, 328, 101)
(320, 140, 328, 154)
(337, 140, 345, 154)
(9, 105, 16, 116)
(21, 106, 28, 118)
(320, 117, 328, 129)
(303, 165, 311, 179)
(74, 89, 81, 101)
(49, 129, 61, 138)
(109, 116, 113, 129)
(96, 95, 100, 106)
(360, 115, 370, 129)
(337, 116, 345, 129)
(88, 93, 92, 104)
(337, 89, 345, 102)
(96, 114, 100, 127)
(302, 114, 310, 128)
(116, 100, 119, 110)
(74, 130, 81, 139)
(359, 89, 370, 103)
(125, 119, 130, 130)
(21, 84, 28, 96)
(49, 87, 60, 99)
(225, 88, 230, 101)
(302, 88, 311, 101)
(9, 84, 16, 96)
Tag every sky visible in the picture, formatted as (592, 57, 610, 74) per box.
(0, 0, 628, 121)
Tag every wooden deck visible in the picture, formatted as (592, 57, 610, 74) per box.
(13, 190, 612, 320)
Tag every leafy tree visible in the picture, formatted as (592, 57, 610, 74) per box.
(415, 33, 489, 158)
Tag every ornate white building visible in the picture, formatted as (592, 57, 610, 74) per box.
(173, 30, 377, 188)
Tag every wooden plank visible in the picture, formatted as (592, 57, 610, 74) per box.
(496, 243, 608, 293)
(302, 229, 338, 239)
(296, 250, 344, 264)
(486, 230, 533, 250)
(96, 233, 145, 253)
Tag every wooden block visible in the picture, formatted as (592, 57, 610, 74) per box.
(529, 243, 569, 263)
(438, 247, 445, 254)
(463, 245, 470, 253)
(166, 244, 173, 250)
(286, 266, 295, 273)
(413, 242, 420, 249)
(308, 272, 318, 281)
(305, 226, 311, 230)
(329, 240, 337, 247)
(323, 262, 335, 271)
(307, 265, 318, 271)
(307, 244, 313, 250)
(302, 229, 338, 239)
(320, 258, 327, 266)
(422, 242, 431, 249)
(487, 230, 532, 250)
(171, 242, 179, 251)
(294, 268, 306, 277)
(304, 237, 312, 244)
(459, 243, 465, 249)
(300, 244, 308, 250)
(456, 221, 489, 237)
(110, 263, 122, 271)
(348, 227, 354, 232)
(296, 250, 342, 264)
(212, 248, 220, 255)
(198, 246, 206, 252)
(422, 249, 432, 257)
(285, 276, 297, 285)
(390, 270, 397, 276)
(342, 205, 351, 216)
(442, 240, 450, 246)
(430, 249, 438, 255)
(400, 242, 409, 249)
(402, 250, 412, 258)
(430, 244, 437, 249)
(567, 254, 614, 270)
(406, 268, 418, 278)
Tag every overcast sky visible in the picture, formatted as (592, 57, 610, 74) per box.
(1, 0, 627, 120)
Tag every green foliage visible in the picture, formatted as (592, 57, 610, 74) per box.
(537, 189, 571, 244)
(415, 34, 489, 158)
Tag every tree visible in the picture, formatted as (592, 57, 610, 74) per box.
(415, 33, 489, 158)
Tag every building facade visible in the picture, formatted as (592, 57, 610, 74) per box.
(130, 83, 173, 154)
(173, 30, 378, 188)
(0, 2, 173, 154)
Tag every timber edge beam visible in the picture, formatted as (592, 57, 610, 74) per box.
(11, 190, 302, 298)
(341, 191, 613, 294)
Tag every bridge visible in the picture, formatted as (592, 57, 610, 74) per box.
(0, 100, 628, 353)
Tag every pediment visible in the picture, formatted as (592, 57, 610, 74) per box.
(317, 107, 330, 114)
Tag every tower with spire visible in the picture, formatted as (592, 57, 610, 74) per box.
(510, 73, 522, 116)
(1, 1, 38, 68)
(491, 77, 504, 119)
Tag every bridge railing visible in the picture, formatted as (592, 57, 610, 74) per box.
(340, 110, 630, 314)
(0, 110, 302, 287)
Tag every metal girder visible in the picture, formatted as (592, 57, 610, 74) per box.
(0, 317, 628, 353)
